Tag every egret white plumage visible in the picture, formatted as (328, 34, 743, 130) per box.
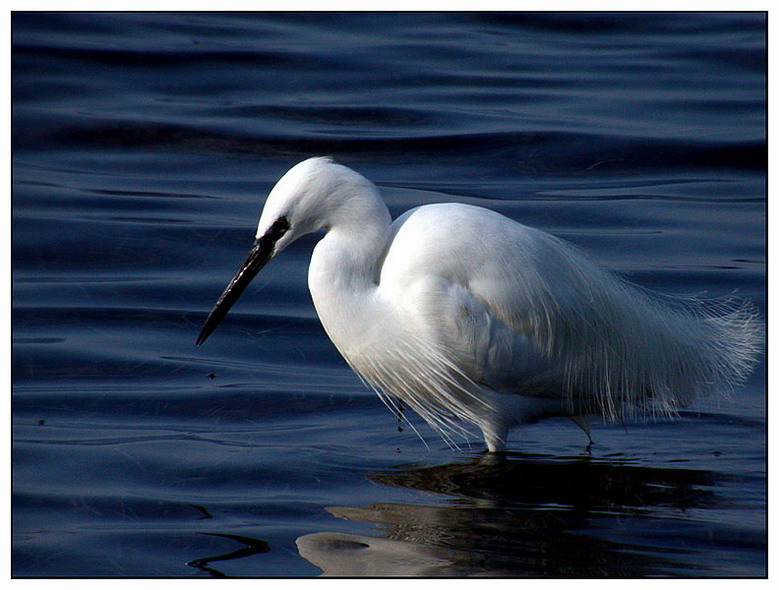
(197, 157, 762, 452)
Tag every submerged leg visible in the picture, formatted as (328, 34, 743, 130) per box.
(568, 415, 592, 441)
(481, 423, 508, 453)
(568, 415, 594, 453)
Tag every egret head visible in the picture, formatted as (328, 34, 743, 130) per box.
(255, 156, 380, 252)
(196, 156, 377, 345)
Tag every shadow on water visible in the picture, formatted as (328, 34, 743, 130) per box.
(187, 533, 271, 578)
(296, 453, 726, 577)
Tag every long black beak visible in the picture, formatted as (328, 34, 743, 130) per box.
(196, 217, 290, 346)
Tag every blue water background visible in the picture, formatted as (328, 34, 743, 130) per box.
(12, 12, 766, 577)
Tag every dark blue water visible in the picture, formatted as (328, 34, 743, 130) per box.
(12, 12, 766, 577)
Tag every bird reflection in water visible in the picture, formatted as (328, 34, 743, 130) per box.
(297, 453, 722, 577)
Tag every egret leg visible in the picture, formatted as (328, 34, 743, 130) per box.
(482, 424, 508, 453)
(568, 415, 593, 442)
(568, 415, 594, 454)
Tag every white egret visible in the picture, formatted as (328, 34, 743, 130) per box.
(197, 157, 762, 452)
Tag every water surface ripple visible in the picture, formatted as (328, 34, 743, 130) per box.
(13, 12, 765, 577)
